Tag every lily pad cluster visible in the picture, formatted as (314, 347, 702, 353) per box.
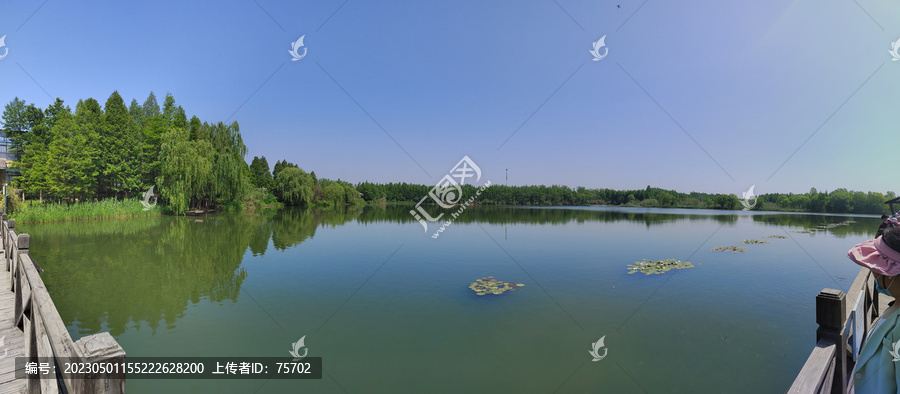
(763, 235, 787, 239)
(740, 239, 769, 244)
(469, 277, 524, 296)
(711, 246, 747, 253)
(627, 259, 694, 275)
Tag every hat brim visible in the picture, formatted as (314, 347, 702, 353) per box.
(848, 237, 900, 276)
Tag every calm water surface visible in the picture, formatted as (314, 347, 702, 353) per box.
(20, 206, 880, 393)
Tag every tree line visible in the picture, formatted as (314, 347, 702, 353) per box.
(1, 93, 364, 214)
(2, 94, 891, 216)
(353, 183, 896, 215)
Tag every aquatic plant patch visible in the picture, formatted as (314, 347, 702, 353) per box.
(627, 259, 694, 275)
(740, 239, 769, 244)
(763, 235, 787, 239)
(711, 246, 748, 252)
(469, 277, 524, 296)
(812, 220, 856, 230)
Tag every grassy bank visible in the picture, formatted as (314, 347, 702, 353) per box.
(10, 198, 161, 223)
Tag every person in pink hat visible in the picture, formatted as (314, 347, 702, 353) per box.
(848, 225, 900, 393)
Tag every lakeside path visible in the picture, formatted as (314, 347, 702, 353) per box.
(0, 242, 26, 393)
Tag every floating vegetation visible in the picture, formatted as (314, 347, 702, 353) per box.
(763, 235, 787, 239)
(711, 246, 748, 253)
(627, 259, 694, 275)
(791, 230, 814, 234)
(740, 239, 769, 245)
(802, 221, 858, 232)
(815, 220, 855, 230)
(468, 277, 524, 296)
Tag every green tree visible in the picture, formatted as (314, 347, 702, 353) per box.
(206, 121, 248, 207)
(139, 92, 170, 189)
(249, 156, 273, 189)
(142, 92, 161, 119)
(162, 93, 187, 128)
(102, 91, 143, 197)
(825, 188, 852, 213)
(157, 127, 213, 214)
(342, 183, 363, 205)
(1, 97, 29, 154)
(321, 183, 344, 206)
(46, 105, 97, 200)
(128, 99, 144, 126)
(16, 138, 51, 200)
(274, 166, 314, 206)
(657, 192, 675, 206)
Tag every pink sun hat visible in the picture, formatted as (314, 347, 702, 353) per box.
(848, 236, 900, 276)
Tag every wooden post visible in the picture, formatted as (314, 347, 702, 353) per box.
(0, 214, 6, 267)
(6, 219, 14, 264)
(12, 233, 26, 293)
(74, 332, 126, 394)
(17, 233, 28, 249)
(2, 218, 10, 270)
(816, 289, 847, 394)
(13, 234, 28, 328)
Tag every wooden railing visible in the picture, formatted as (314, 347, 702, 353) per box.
(789, 267, 884, 393)
(1, 213, 126, 393)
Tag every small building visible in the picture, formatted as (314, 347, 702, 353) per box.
(0, 132, 19, 184)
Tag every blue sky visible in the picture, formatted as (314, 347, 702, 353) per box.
(0, 0, 897, 195)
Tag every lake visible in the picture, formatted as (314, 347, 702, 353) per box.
(19, 206, 879, 393)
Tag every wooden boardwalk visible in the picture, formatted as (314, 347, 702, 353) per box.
(0, 248, 27, 393)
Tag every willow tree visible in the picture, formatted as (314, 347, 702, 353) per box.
(157, 127, 213, 214)
(274, 166, 315, 206)
(205, 121, 248, 207)
(158, 119, 247, 213)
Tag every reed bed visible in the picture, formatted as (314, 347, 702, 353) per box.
(11, 198, 160, 223)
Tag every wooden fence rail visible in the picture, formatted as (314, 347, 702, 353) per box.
(789, 266, 885, 393)
(1, 213, 126, 393)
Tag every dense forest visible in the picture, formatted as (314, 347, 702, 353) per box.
(355, 183, 896, 215)
(1, 93, 364, 215)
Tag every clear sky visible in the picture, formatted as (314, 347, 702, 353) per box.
(0, 0, 897, 196)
